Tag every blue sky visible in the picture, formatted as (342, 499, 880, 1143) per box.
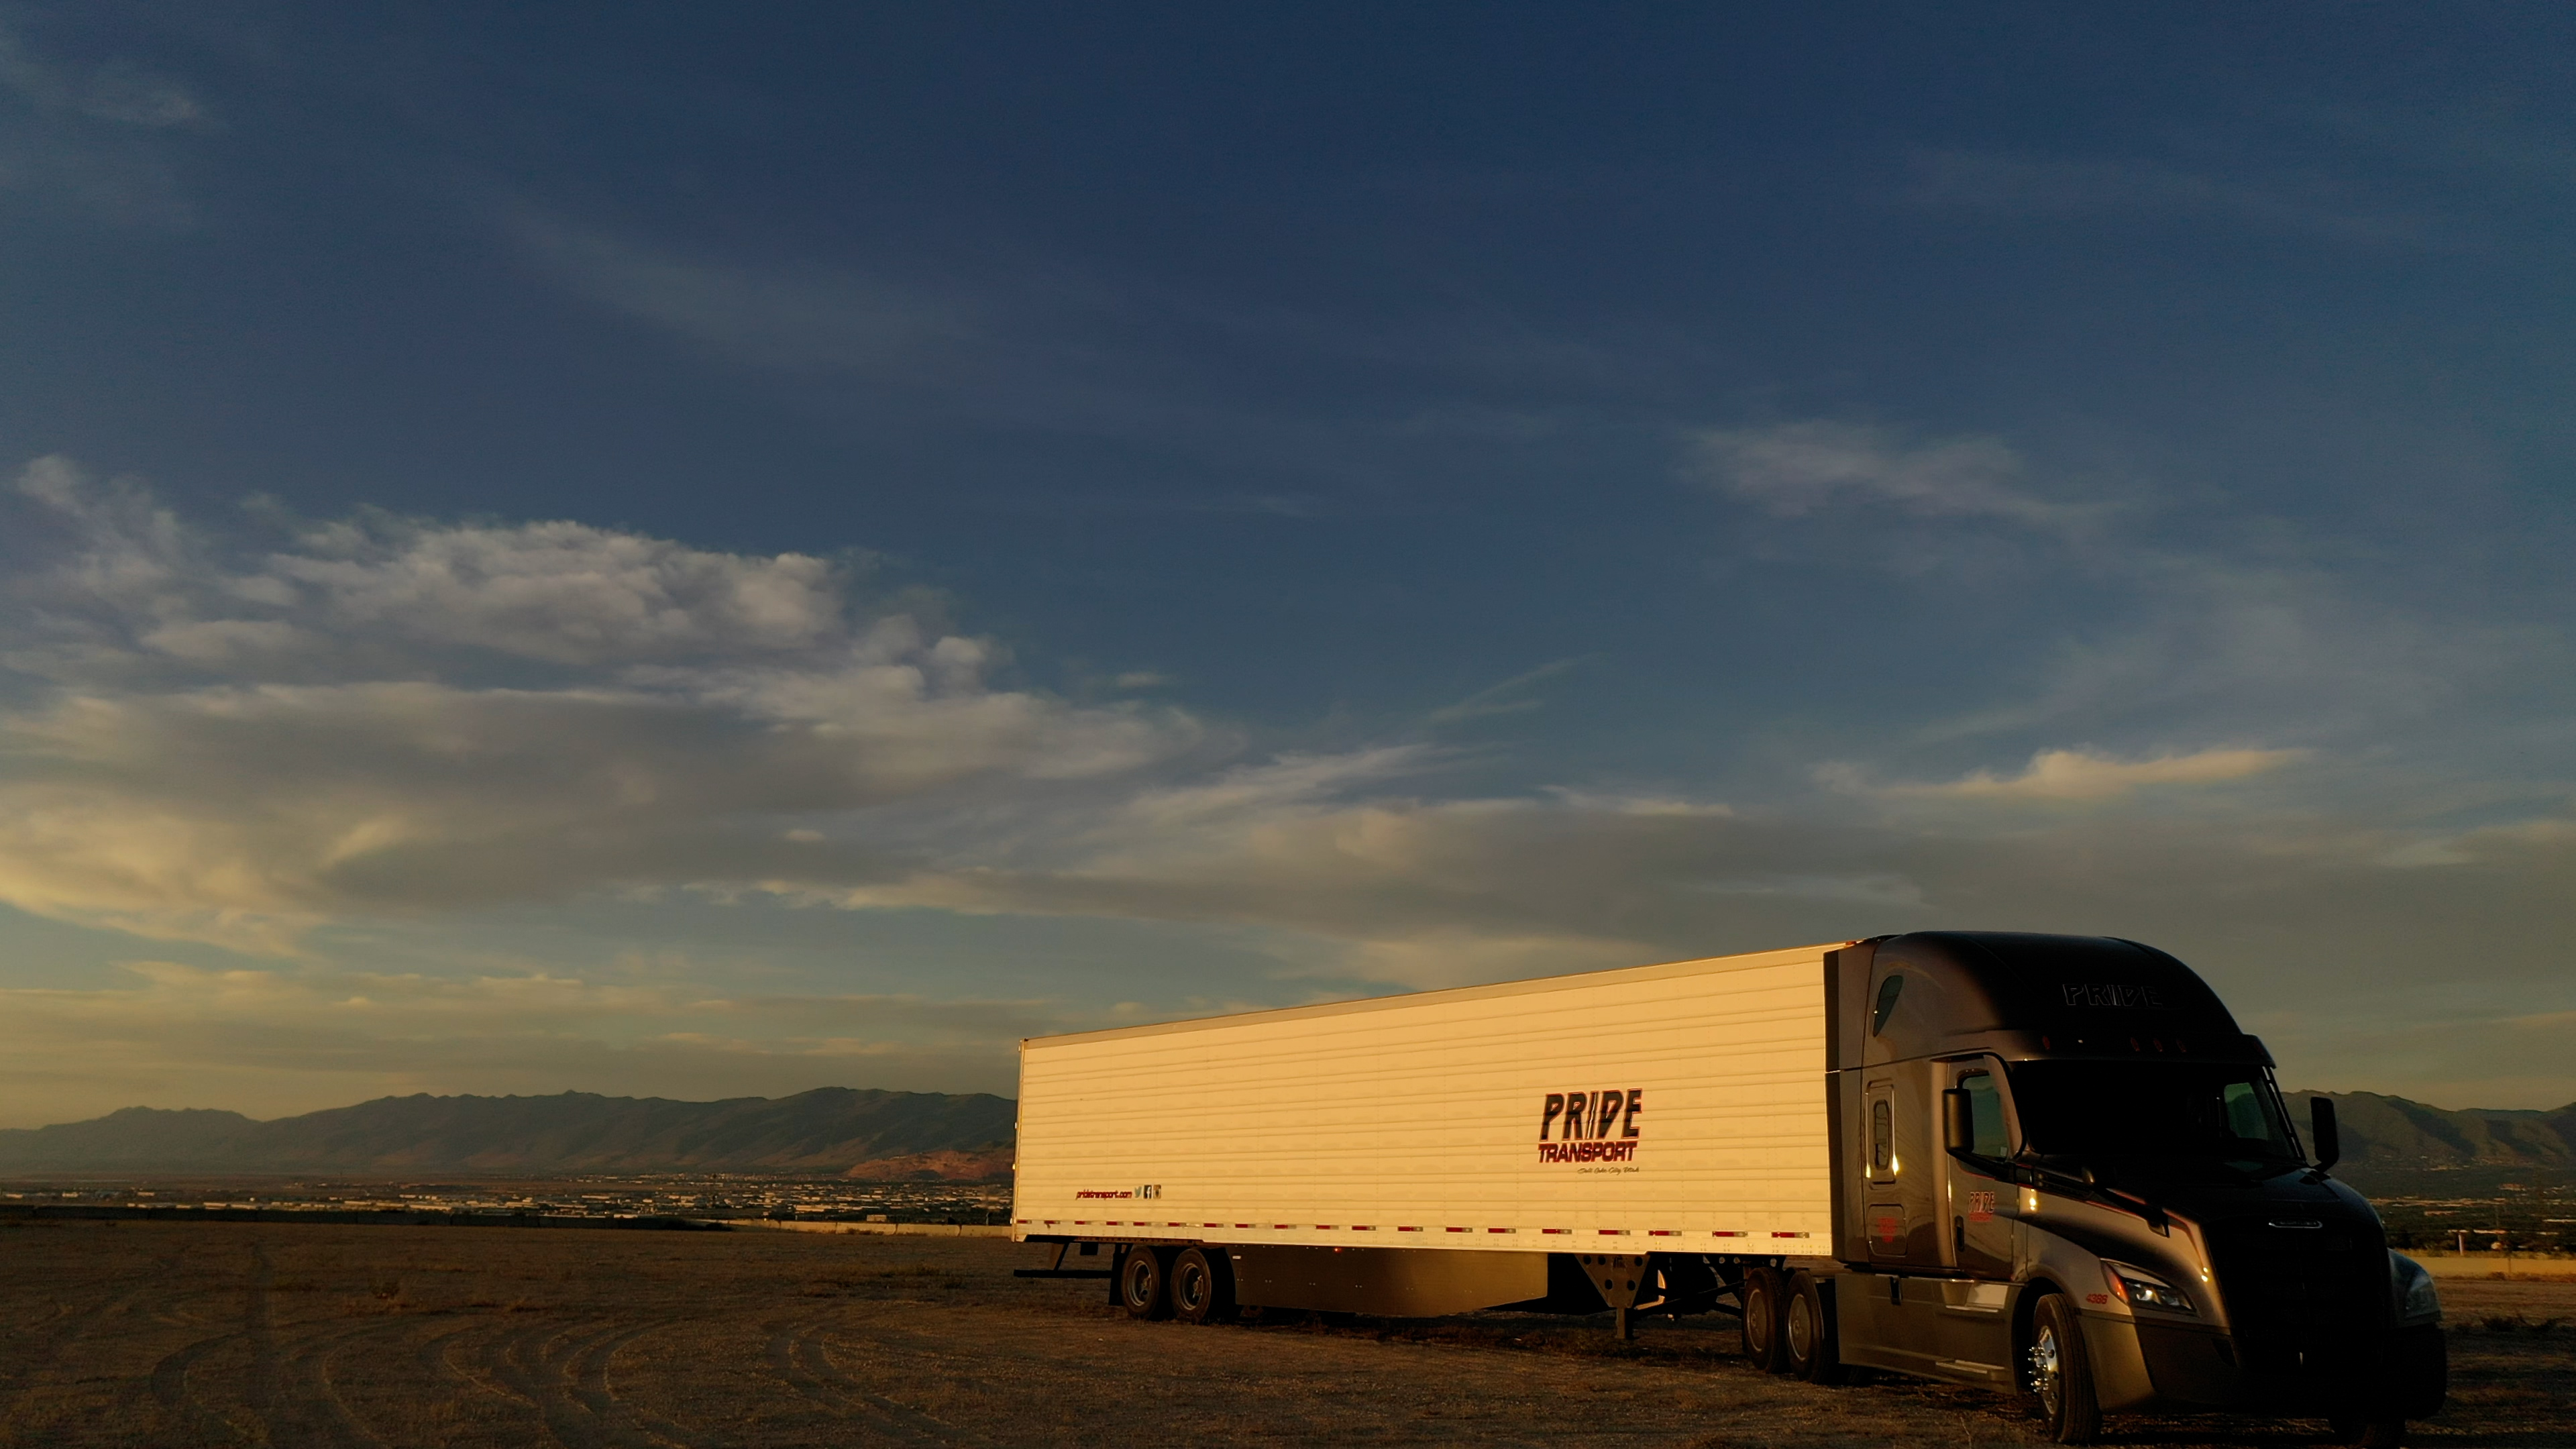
(3, 4, 2571, 1124)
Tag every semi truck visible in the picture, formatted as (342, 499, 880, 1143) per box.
(1011, 932, 2447, 1444)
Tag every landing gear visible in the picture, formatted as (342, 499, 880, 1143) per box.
(2025, 1292, 2100, 1444)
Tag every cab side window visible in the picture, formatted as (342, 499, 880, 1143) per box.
(1872, 973, 1905, 1034)
(1960, 1071, 2010, 1157)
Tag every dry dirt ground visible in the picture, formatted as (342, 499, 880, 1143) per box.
(0, 1219, 2566, 1448)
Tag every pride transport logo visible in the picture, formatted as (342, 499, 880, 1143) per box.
(1537, 1088, 1642, 1163)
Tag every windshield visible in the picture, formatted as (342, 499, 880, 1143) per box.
(2009, 1062, 2302, 1168)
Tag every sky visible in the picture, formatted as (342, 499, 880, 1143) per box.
(1, 3, 2571, 1126)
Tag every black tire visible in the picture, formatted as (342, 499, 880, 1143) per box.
(1116, 1245, 1171, 1320)
(2025, 1292, 2100, 1444)
(1741, 1267, 1790, 1374)
(2389, 1325, 2446, 1420)
(1785, 1273, 1845, 1385)
(2329, 1417, 2406, 1448)
(1170, 1246, 1234, 1325)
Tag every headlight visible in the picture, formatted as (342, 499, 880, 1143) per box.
(2104, 1260, 2196, 1315)
(2391, 1251, 2441, 1326)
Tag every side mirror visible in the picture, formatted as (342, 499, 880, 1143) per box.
(1943, 1088, 1974, 1154)
(2310, 1097, 2340, 1171)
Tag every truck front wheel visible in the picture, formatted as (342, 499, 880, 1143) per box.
(2025, 1293, 2100, 1444)
(1742, 1267, 1789, 1374)
(1117, 1246, 1172, 1320)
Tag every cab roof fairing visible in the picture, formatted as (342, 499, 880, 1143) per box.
(1841, 932, 2270, 1068)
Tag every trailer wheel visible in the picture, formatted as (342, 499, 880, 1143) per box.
(1785, 1273, 1844, 1385)
(1170, 1247, 1235, 1325)
(1742, 1267, 1790, 1374)
(1116, 1246, 1172, 1320)
(2025, 1292, 2100, 1444)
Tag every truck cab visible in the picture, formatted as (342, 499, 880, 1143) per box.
(1822, 932, 2446, 1444)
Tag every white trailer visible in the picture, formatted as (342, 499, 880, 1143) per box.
(1014, 942, 1833, 1256)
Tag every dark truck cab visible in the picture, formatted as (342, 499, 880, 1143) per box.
(1823, 932, 2447, 1444)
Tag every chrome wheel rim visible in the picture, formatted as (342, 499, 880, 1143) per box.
(1175, 1265, 1206, 1313)
(1123, 1258, 1155, 1308)
(1787, 1293, 1815, 1362)
(2029, 1322, 2063, 1418)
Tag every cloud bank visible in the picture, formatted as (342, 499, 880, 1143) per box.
(1, 458, 1200, 952)
(3, 453, 2571, 1117)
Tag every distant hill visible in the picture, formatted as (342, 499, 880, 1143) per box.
(2284, 1091, 2575, 1169)
(0, 1089, 1015, 1179)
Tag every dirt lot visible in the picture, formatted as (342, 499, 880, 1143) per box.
(0, 1220, 2566, 1447)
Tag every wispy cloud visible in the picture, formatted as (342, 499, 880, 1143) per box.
(1690, 421, 2090, 531)
(500, 212, 1652, 510)
(2379, 814, 2576, 869)
(1901, 148, 2442, 250)
(0, 27, 205, 127)
(1875, 746, 2306, 803)
(511, 219, 981, 374)
(0, 19, 209, 226)
(1921, 553, 2559, 755)
(1424, 657, 1585, 727)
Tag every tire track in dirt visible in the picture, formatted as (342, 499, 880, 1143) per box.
(411, 1319, 556, 1441)
(467, 1317, 724, 1448)
(280, 1318, 408, 1448)
(476, 1321, 637, 1448)
(144, 1245, 275, 1448)
(241, 1244, 282, 1438)
(423, 1322, 508, 1400)
(0, 1259, 177, 1440)
(572, 1322, 729, 1448)
(762, 1315, 985, 1446)
(140, 1240, 385, 1449)
(150, 1332, 251, 1446)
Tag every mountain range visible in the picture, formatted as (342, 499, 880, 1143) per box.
(0, 1087, 2566, 1180)
(0, 1089, 1014, 1179)
(2286, 1091, 2576, 1171)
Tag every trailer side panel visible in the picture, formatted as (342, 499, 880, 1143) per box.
(1014, 944, 1837, 1250)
